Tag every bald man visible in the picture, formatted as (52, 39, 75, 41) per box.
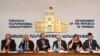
(52, 34, 67, 51)
(19, 34, 34, 51)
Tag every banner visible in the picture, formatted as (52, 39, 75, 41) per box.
(0, 0, 100, 50)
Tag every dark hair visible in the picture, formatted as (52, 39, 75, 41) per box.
(40, 33, 45, 37)
(72, 34, 79, 41)
(87, 32, 92, 36)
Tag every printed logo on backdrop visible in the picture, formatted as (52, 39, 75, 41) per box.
(35, 7, 68, 33)
(8, 7, 94, 38)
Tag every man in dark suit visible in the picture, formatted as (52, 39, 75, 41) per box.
(1, 33, 16, 51)
(52, 34, 67, 51)
(36, 33, 50, 51)
(19, 34, 34, 51)
(83, 33, 100, 51)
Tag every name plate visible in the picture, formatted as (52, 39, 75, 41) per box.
(80, 51, 89, 53)
(93, 51, 100, 53)
(58, 50, 68, 53)
(39, 51, 47, 53)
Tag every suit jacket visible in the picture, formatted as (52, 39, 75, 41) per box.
(19, 40, 34, 51)
(83, 39, 100, 50)
(36, 39, 50, 51)
(52, 40, 67, 51)
(1, 39, 16, 51)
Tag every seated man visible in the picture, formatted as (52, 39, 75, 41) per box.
(36, 33, 50, 51)
(19, 34, 34, 51)
(52, 34, 67, 51)
(83, 33, 100, 51)
(1, 33, 16, 51)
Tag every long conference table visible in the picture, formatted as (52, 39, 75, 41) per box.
(0, 51, 100, 56)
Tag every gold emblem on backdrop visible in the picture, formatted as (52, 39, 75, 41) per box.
(35, 7, 68, 33)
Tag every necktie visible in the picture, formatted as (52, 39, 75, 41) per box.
(89, 40, 92, 50)
(25, 41, 28, 50)
(58, 41, 61, 50)
(90, 40, 92, 46)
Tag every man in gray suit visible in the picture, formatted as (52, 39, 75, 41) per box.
(83, 33, 100, 51)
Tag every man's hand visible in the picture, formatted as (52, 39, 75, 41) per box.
(21, 39, 25, 43)
(58, 45, 63, 49)
(43, 45, 47, 48)
(6, 39, 11, 46)
(26, 47, 30, 51)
